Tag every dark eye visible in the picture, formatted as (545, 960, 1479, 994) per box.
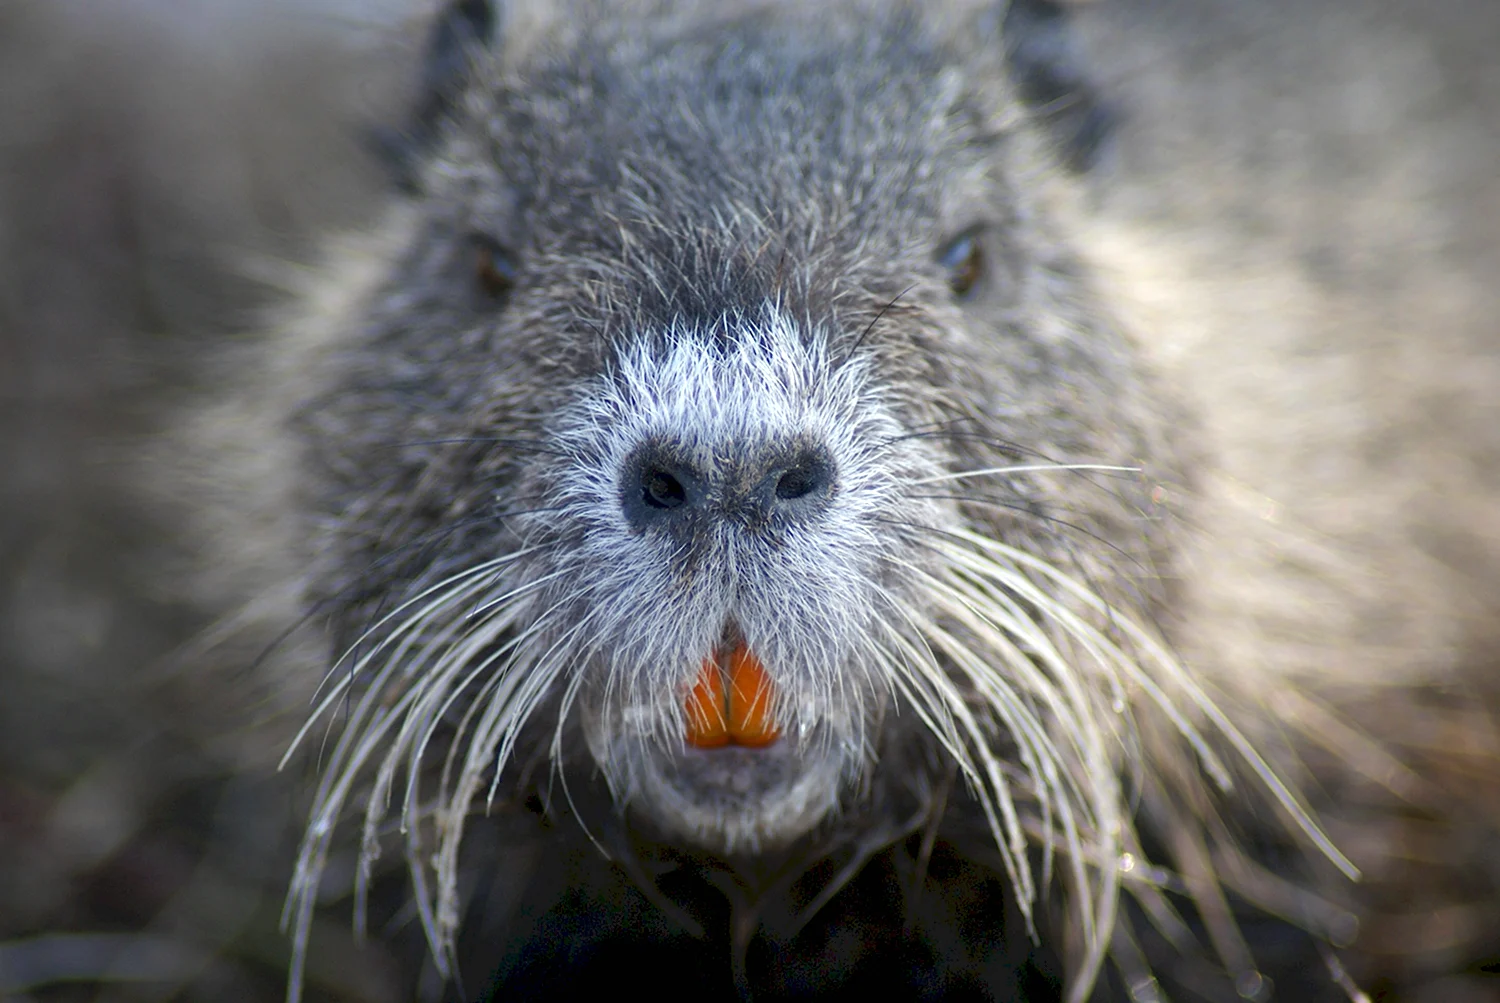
(470, 234, 518, 298)
(938, 228, 985, 298)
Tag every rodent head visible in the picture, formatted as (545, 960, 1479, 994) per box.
(289, 0, 1180, 986)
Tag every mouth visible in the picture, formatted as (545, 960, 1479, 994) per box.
(584, 623, 854, 855)
(683, 634, 782, 750)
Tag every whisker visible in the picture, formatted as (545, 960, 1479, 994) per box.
(288, 557, 519, 752)
(907, 569, 1122, 976)
(944, 526, 1357, 880)
(902, 490, 1151, 570)
(876, 423, 1029, 457)
(282, 544, 586, 987)
(909, 463, 1140, 486)
(861, 506, 1356, 998)
(839, 283, 918, 367)
(381, 436, 570, 457)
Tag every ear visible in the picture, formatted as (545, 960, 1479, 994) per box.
(371, 0, 499, 192)
(1001, 0, 1116, 173)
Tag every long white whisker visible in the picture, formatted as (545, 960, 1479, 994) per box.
(282, 556, 531, 769)
(309, 550, 539, 701)
(906, 588, 1116, 995)
(865, 609, 1038, 926)
(908, 464, 1140, 486)
(946, 526, 1357, 880)
(912, 529, 1231, 791)
(406, 582, 603, 965)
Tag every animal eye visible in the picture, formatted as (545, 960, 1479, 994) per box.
(470, 234, 518, 298)
(937, 228, 985, 298)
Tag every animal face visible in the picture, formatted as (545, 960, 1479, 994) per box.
(281, 2, 1299, 998)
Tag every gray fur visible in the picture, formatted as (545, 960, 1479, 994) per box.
(259, 3, 1190, 995)
(4, 1, 1500, 1002)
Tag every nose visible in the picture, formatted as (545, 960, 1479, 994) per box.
(620, 440, 835, 534)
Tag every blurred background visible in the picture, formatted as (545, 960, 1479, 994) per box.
(1, 1, 1497, 1000)
(0, 3, 420, 999)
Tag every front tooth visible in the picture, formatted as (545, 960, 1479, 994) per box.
(726, 643, 781, 747)
(684, 655, 729, 748)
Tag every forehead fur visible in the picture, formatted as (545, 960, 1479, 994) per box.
(420, 0, 1023, 331)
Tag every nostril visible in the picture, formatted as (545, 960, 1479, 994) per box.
(622, 441, 832, 532)
(763, 447, 834, 517)
(642, 467, 687, 510)
(775, 465, 819, 501)
(622, 445, 704, 532)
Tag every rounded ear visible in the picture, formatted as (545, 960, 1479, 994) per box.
(371, 0, 499, 192)
(1001, 0, 1116, 173)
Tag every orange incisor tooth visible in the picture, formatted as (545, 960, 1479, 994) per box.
(726, 643, 781, 747)
(682, 643, 782, 748)
(684, 655, 729, 748)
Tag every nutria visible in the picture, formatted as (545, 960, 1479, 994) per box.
(186, 0, 1355, 998)
(5, 1, 1497, 1001)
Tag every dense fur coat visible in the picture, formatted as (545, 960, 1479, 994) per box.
(1, 2, 1497, 1002)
